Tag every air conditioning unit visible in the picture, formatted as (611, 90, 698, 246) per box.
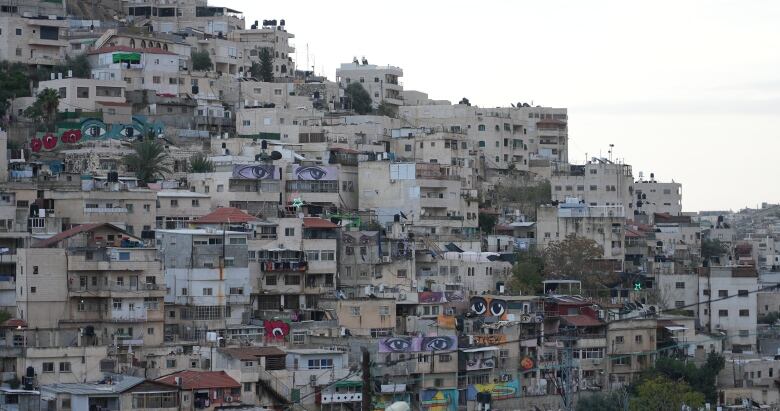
(382, 256, 392, 263)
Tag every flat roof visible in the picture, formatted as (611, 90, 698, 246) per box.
(156, 190, 210, 198)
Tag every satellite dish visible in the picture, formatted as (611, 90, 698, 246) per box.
(270, 151, 283, 160)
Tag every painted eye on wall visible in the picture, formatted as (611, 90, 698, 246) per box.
(470, 297, 487, 315)
(118, 126, 140, 138)
(383, 337, 412, 352)
(84, 125, 107, 138)
(490, 299, 507, 317)
(295, 166, 326, 180)
(422, 337, 453, 351)
(271, 327, 285, 337)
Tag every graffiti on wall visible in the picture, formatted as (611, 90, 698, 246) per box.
(263, 320, 290, 340)
(418, 291, 464, 304)
(30, 115, 164, 152)
(469, 296, 508, 320)
(466, 379, 519, 401)
(232, 164, 279, 180)
(291, 165, 338, 180)
(378, 336, 457, 353)
(421, 389, 458, 411)
(472, 334, 507, 346)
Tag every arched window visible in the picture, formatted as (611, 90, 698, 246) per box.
(129, 39, 136, 48)
(163, 44, 168, 51)
(141, 40, 147, 48)
(280, 64, 287, 73)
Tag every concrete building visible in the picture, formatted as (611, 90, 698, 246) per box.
(155, 190, 211, 229)
(336, 61, 403, 109)
(606, 318, 658, 388)
(36, 77, 127, 113)
(40, 374, 179, 411)
(157, 227, 252, 342)
(697, 266, 759, 352)
(17, 223, 165, 349)
(88, 45, 188, 96)
(0, 14, 67, 66)
(126, 0, 245, 35)
(536, 198, 626, 266)
(230, 22, 296, 79)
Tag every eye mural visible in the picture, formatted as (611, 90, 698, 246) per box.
(232, 164, 279, 180)
(263, 320, 290, 340)
(28, 115, 164, 152)
(291, 165, 338, 181)
(469, 296, 508, 320)
(378, 336, 457, 353)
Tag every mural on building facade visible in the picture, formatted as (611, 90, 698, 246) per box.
(292, 165, 338, 180)
(421, 388, 458, 411)
(419, 291, 465, 304)
(30, 115, 164, 152)
(466, 379, 519, 401)
(378, 336, 457, 353)
(232, 164, 279, 180)
(263, 320, 290, 340)
(469, 296, 508, 320)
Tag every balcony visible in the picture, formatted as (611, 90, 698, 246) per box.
(84, 207, 128, 214)
(69, 282, 165, 297)
(420, 197, 450, 208)
(419, 215, 464, 221)
(321, 393, 362, 404)
(260, 260, 307, 272)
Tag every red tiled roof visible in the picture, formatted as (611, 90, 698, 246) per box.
(2, 319, 28, 328)
(193, 207, 259, 224)
(303, 217, 340, 229)
(156, 371, 240, 390)
(560, 314, 603, 327)
(33, 223, 132, 248)
(88, 45, 176, 56)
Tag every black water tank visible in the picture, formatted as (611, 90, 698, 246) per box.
(26, 366, 34, 378)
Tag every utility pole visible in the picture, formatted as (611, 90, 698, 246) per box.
(361, 347, 371, 411)
(559, 326, 576, 411)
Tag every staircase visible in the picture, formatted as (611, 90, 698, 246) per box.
(423, 236, 445, 258)
(257, 369, 293, 406)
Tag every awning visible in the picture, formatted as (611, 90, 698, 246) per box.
(462, 346, 500, 353)
(112, 52, 141, 63)
(334, 381, 362, 388)
(664, 326, 688, 332)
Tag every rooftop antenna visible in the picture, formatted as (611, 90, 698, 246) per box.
(608, 144, 614, 162)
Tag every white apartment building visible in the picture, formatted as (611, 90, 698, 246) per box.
(36, 77, 126, 113)
(0, 14, 67, 66)
(88, 45, 188, 96)
(126, 0, 245, 35)
(697, 266, 759, 352)
(230, 22, 295, 78)
(336, 62, 403, 108)
(634, 178, 683, 218)
(155, 190, 212, 229)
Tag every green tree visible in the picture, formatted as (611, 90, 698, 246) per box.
(376, 100, 397, 118)
(257, 48, 274, 82)
(0, 62, 31, 117)
(23, 88, 60, 131)
(123, 139, 171, 184)
(61, 54, 91, 78)
(0, 310, 11, 324)
(639, 352, 724, 404)
(509, 250, 545, 295)
(478, 213, 497, 234)
(191, 50, 212, 71)
(701, 238, 729, 262)
(577, 388, 630, 411)
(630, 375, 704, 411)
(345, 83, 372, 115)
(542, 234, 611, 288)
(189, 152, 215, 173)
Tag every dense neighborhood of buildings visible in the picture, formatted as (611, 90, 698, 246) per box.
(0, 1, 778, 410)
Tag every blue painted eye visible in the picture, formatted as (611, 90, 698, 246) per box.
(422, 337, 453, 351)
(383, 337, 412, 352)
(470, 297, 487, 315)
(490, 300, 507, 316)
(235, 165, 271, 179)
(296, 166, 326, 180)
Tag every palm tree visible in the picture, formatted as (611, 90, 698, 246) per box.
(23, 88, 60, 131)
(123, 139, 171, 185)
(189, 152, 215, 173)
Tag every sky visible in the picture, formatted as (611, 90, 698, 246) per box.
(233, 0, 780, 212)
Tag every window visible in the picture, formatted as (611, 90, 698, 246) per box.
(321, 250, 335, 261)
(116, 276, 124, 286)
(285, 228, 295, 236)
(292, 332, 306, 345)
(170, 199, 178, 208)
(675, 282, 685, 289)
(192, 199, 200, 207)
(229, 237, 246, 245)
(615, 336, 624, 344)
(675, 301, 685, 308)
(718, 309, 728, 317)
(143, 204, 151, 212)
(244, 383, 252, 392)
(77, 87, 89, 98)
(16, 28, 22, 35)
(148, 327, 155, 335)
(29, 286, 36, 293)
(285, 275, 300, 285)
(718, 290, 728, 297)
(379, 306, 390, 315)
(203, 288, 213, 296)
(612, 357, 629, 366)
(589, 185, 597, 191)
(229, 287, 244, 295)
(42, 362, 54, 373)
(59, 362, 71, 372)
(738, 290, 749, 297)
(478, 124, 486, 131)
(739, 330, 750, 337)
(113, 298, 122, 309)
(308, 358, 333, 369)
(739, 309, 750, 317)
(166, 359, 176, 368)
(635, 335, 643, 343)
(350, 306, 360, 316)
(397, 269, 407, 278)
(266, 275, 277, 286)
(153, 76, 161, 84)
(181, 288, 188, 295)
(703, 289, 710, 296)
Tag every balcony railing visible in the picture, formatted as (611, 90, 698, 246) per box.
(84, 207, 128, 213)
(419, 215, 464, 221)
(260, 260, 307, 272)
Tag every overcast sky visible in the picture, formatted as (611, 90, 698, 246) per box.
(234, 0, 780, 212)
